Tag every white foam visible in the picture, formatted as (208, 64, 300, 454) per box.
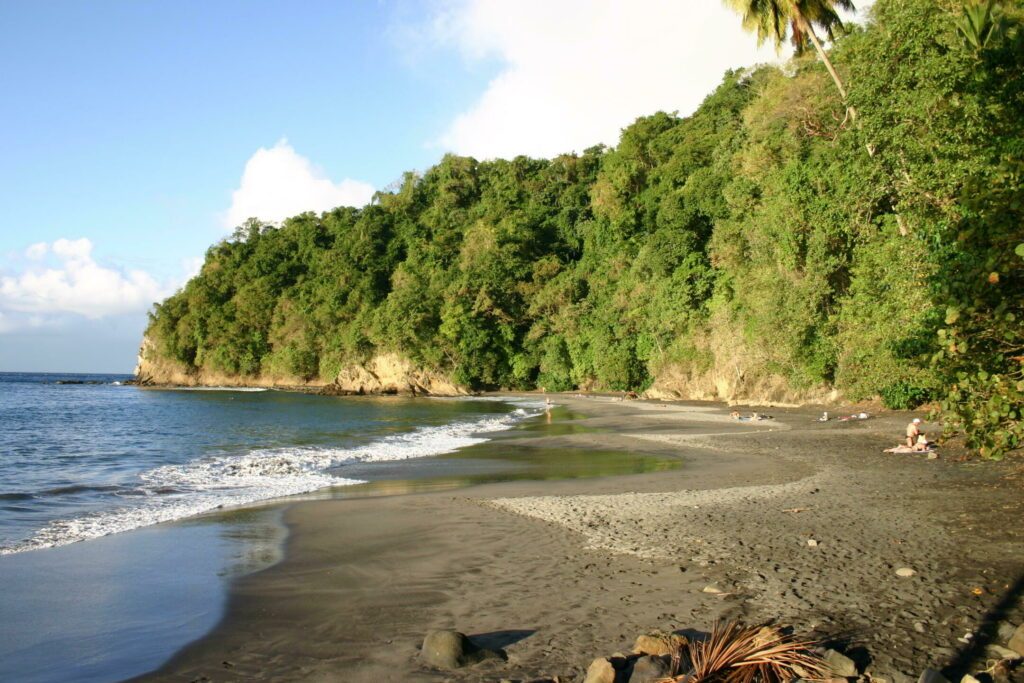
(2, 401, 540, 554)
(168, 386, 269, 392)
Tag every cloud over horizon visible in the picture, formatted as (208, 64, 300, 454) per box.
(0, 239, 175, 333)
(224, 140, 376, 228)
(426, 0, 786, 159)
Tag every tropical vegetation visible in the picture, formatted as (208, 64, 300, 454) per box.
(143, 0, 1024, 458)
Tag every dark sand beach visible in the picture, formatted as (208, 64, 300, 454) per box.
(135, 396, 1024, 683)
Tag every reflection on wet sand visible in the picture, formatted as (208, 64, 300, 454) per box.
(333, 445, 680, 499)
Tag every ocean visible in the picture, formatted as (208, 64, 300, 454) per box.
(0, 372, 546, 682)
(0, 372, 541, 555)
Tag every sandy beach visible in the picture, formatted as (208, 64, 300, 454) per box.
(134, 396, 1024, 683)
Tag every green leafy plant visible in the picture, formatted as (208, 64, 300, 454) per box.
(880, 382, 932, 410)
(955, 0, 1008, 52)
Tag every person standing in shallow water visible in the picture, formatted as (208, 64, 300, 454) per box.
(906, 418, 922, 447)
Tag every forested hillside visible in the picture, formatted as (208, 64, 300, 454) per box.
(141, 0, 1023, 457)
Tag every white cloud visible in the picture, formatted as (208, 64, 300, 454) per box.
(427, 0, 810, 159)
(0, 311, 52, 335)
(224, 140, 376, 228)
(0, 238, 172, 323)
(181, 255, 204, 281)
(25, 242, 48, 260)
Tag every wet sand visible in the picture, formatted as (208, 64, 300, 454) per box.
(134, 396, 1024, 683)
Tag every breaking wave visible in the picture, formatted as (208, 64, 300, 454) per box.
(2, 401, 542, 554)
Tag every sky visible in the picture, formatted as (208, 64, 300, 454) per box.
(0, 0, 871, 373)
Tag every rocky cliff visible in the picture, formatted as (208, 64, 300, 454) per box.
(132, 337, 468, 396)
(643, 363, 839, 407)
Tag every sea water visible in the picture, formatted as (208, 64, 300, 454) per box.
(0, 372, 542, 554)
(0, 372, 544, 682)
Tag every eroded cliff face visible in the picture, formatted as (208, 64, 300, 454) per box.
(642, 319, 841, 407)
(134, 331, 835, 405)
(644, 364, 839, 407)
(327, 353, 468, 396)
(132, 337, 468, 396)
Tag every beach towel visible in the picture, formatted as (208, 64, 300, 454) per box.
(883, 446, 936, 454)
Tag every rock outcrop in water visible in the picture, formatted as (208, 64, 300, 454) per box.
(133, 336, 467, 396)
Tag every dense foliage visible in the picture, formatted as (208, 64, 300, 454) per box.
(145, 0, 1024, 458)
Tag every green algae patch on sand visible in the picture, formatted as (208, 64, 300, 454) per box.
(497, 406, 598, 438)
(332, 445, 680, 499)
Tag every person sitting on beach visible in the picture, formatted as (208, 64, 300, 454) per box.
(906, 418, 922, 447)
(912, 433, 930, 451)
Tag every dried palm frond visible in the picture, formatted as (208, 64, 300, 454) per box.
(660, 622, 828, 683)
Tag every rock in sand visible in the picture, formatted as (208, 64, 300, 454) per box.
(987, 644, 1022, 661)
(996, 622, 1017, 645)
(823, 648, 858, 678)
(584, 657, 620, 683)
(896, 567, 916, 577)
(632, 632, 687, 657)
(1008, 623, 1024, 656)
(918, 669, 950, 683)
(630, 655, 671, 682)
(420, 630, 504, 670)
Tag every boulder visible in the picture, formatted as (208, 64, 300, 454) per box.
(918, 669, 950, 683)
(824, 649, 858, 678)
(420, 630, 504, 670)
(584, 657, 619, 683)
(633, 632, 687, 657)
(630, 655, 671, 682)
(896, 568, 917, 578)
(1008, 623, 1024, 656)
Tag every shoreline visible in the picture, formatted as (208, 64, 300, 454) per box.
(133, 395, 1024, 683)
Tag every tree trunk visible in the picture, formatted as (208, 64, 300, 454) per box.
(797, 14, 849, 101)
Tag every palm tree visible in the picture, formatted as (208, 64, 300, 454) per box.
(725, 0, 854, 101)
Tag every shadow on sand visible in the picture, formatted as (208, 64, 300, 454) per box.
(945, 572, 1024, 680)
(470, 629, 537, 651)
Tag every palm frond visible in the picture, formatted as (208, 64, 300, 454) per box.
(658, 622, 828, 683)
(722, 0, 855, 52)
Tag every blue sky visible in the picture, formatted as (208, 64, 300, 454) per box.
(0, 0, 869, 373)
(1, 1, 492, 281)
